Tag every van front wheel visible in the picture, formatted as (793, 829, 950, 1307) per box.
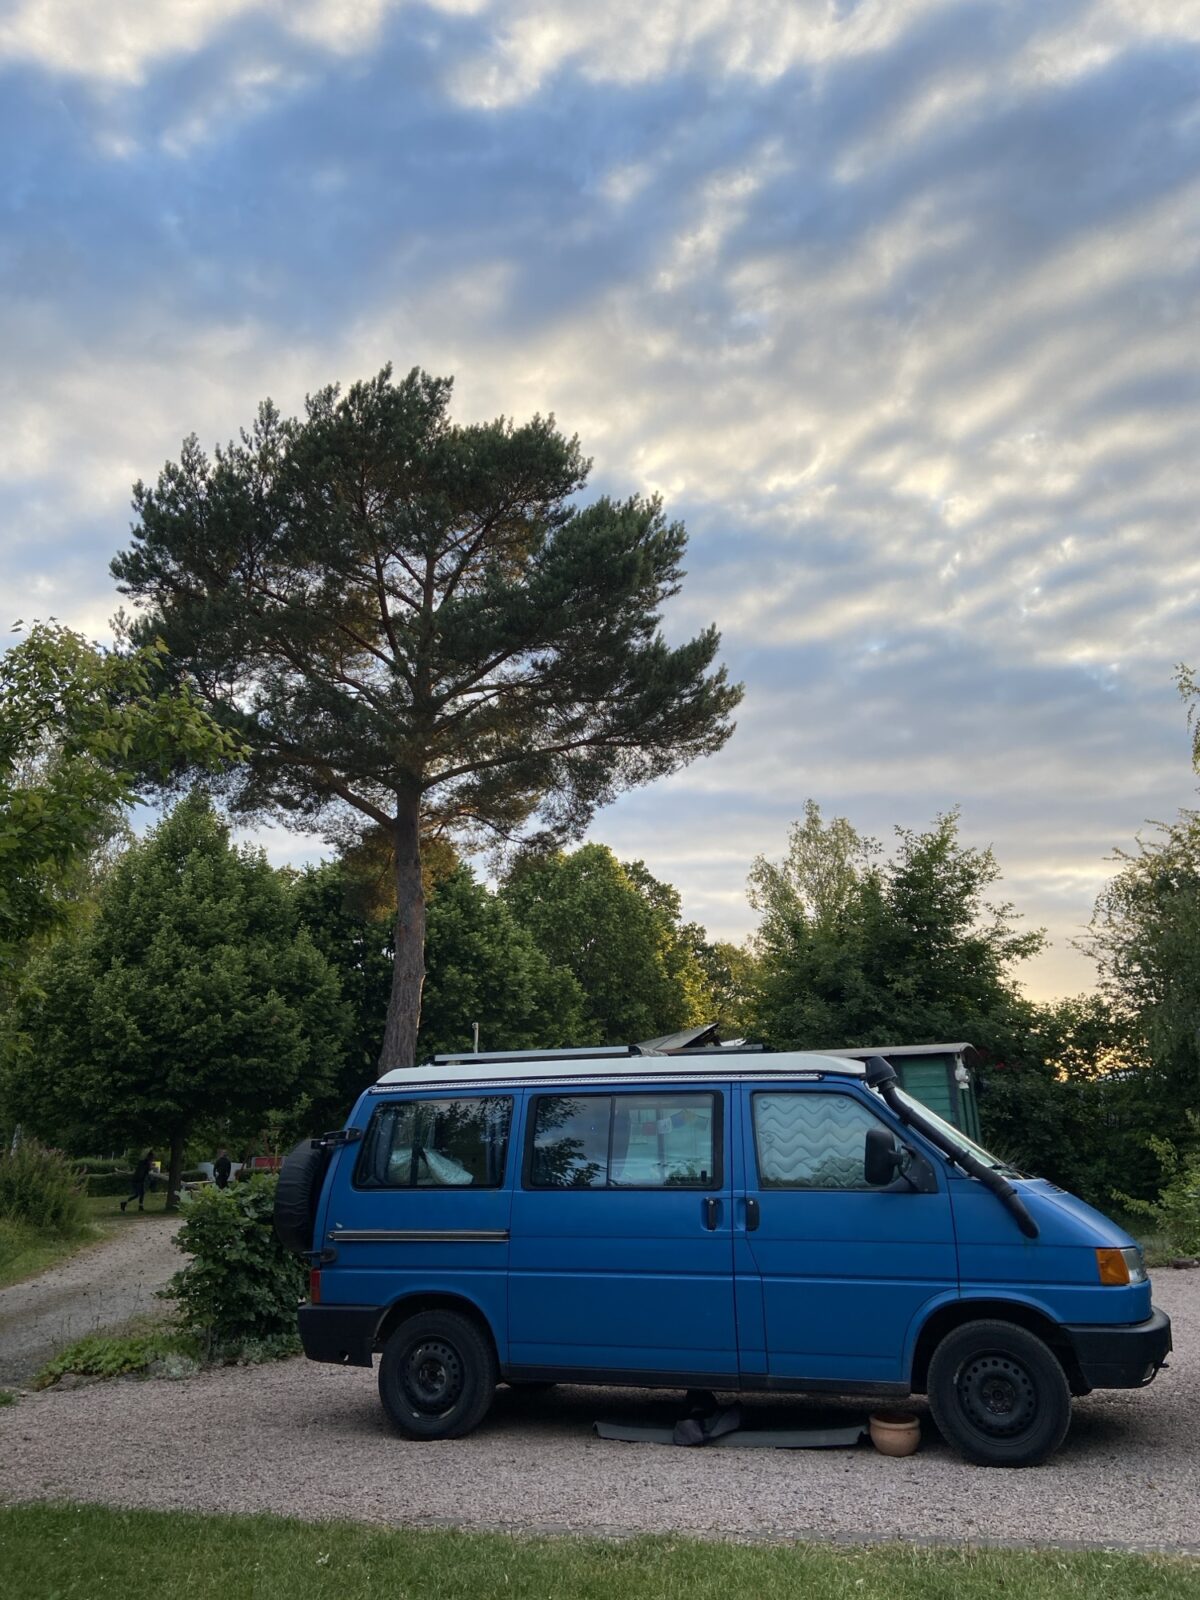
(927, 1320, 1071, 1467)
(378, 1310, 498, 1440)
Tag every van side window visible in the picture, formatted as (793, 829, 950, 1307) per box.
(753, 1092, 891, 1191)
(528, 1093, 718, 1189)
(355, 1097, 513, 1189)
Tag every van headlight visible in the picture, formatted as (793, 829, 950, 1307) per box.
(1096, 1246, 1148, 1285)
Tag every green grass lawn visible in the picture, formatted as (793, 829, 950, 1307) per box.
(0, 1216, 98, 1290)
(0, 1505, 1195, 1600)
(84, 1189, 175, 1222)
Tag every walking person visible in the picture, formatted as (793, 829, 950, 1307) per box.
(213, 1147, 232, 1190)
(120, 1149, 155, 1213)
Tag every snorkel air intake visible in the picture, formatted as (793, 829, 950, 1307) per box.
(864, 1056, 1038, 1240)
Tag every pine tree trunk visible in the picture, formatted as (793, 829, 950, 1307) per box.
(166, 1128, 186, 1211)
(378, 789, 426, 1072)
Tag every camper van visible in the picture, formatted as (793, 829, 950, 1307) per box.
(275, 1046, 1171, 1467)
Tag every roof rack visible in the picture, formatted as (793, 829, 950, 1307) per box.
(430, 1045, 640, 1068)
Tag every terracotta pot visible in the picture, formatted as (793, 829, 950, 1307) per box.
(869, 1412, 921, 1457)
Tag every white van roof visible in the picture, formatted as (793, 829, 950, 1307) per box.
(373, 1046, 868, 1094)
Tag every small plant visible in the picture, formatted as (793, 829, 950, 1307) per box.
(0, 1389, 15, 1407)
(0, 1141, 86, 1233)
(33, 1328, 200, 1390)
(166, 1176, 305, 1359)
(1115, 1115, 1200, 1258)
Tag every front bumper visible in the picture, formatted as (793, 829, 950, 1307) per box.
(298, 1304, 379, 1368)
(1064, 1306, 1172, 1390)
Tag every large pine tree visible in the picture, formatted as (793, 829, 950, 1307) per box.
(113, 366, 742, 1069)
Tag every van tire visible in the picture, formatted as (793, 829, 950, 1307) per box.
(273, 1140, 330, 1255)
(378, 1310, 498, 1440)
(927, 1320, 1072, 1467)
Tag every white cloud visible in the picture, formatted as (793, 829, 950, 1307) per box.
(3, 0, 1200, 1004)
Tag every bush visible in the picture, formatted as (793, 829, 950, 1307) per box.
(1117, 1118, 1200, 1257)
(75, 1158, 129, 1176)
(0, 1141, 86, 1232)
(166, 1176, 305, 1358)
(87, 1171, 136, 1197)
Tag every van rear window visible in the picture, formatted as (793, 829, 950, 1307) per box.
(527, 1093, 718, 1189)
(355, 1097, 513, 1189)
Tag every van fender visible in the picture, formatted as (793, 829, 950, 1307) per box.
(903, 1288, 1073, 1391)
(373, 1278, 507, 1363)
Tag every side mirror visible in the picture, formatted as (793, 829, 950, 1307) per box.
(864, 1127, 902, 1187)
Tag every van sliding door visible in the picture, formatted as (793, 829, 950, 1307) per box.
(507, 1083, 738, 1383)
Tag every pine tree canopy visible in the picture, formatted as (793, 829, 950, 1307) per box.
(111, 365, 742, 1067)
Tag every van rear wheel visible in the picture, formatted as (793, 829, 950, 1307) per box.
(928, 1320, 1071, 1467)
(378, 1310, 498, 1440)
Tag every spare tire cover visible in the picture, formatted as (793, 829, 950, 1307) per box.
(274, 1139, 331, 1255)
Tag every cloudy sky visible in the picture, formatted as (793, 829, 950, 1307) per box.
(3, 1, 1199, 999)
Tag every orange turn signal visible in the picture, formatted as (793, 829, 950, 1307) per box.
(1096, 1248, 1131, 1286)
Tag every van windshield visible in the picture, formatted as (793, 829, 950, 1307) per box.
(891, 1088, 1024, 1178)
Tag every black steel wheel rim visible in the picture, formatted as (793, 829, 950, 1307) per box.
(956, 1352, 1038, 1438)
(399, 1337, 465, 1417)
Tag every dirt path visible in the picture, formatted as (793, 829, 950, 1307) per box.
(0, 1217, 181, 1386)
(0, 1271, 1194, 1552)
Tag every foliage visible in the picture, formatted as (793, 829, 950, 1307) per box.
(34, 1329, 199, 1390)
(1086, 810, 1200, 1113)
(0, 1390, 13, 1406)
(1114, 1116, 1200, 1257)
(503, 844, 711, 1043)
(6, 793, 346, 1203)
(0, 622, 240, 973)
(972, 995, 1166, 1201)
(86, 1172, 140, 1197)
(418, 864, 585, 1056)
(167, 1177, 305, 1356)
(750, 804, 1043, 1055)
(4, 1505, 1200, 1600)
(292, 856, 585, 1114)
(686, 937, 761, 1037)
(111, 364, 742, 1069)
(0, 1140, 86, 1233)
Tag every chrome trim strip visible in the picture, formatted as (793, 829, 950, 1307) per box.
(328, 1229, 509, 1243)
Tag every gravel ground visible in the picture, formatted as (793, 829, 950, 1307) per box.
(0, 1270, 1194, 1552)
(0, 1217, 181, 1386)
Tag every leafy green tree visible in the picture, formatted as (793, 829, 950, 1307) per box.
(1086, 811, 1200, 1111)
(688, 937, 761, 1037)
(110, 365, 742, 1070)
(0, 623, 239, 974)
(975, 995, 1160, 1202)
(750, 805, 1044, 1053)
(293, 856, 584, 1115)
(418, 865, 585, 1057)
(7, 793, 345, 1203)
(503, 843, 709, 1043)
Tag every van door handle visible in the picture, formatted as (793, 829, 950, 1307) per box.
(702, 1197, 720, 1230)
(745, 1197, 760, 1231)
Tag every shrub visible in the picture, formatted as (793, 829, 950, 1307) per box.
(1116, 1116, 1200, 1257)
(87, 1171, 136, 1197)
(75, 1158, 129, 1176)
(166, 1176, 305, 1358)
(0, 1141, 86, 1233)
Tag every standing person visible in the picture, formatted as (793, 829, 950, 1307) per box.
(213, 1147, 232, 1190)
(120, 1150, 154, 1213)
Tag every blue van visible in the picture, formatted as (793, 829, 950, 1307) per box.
(276, 1046, 1172, 1467)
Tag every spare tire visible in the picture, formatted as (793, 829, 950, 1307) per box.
(273, 1139, 331, 1255)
